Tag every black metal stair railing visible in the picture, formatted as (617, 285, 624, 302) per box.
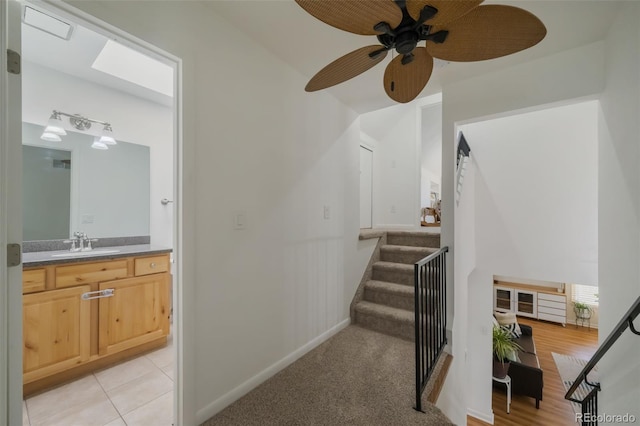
(456, 132, 471, 169)
(565, 295, 640, 425)
(414, 246, 449, 412)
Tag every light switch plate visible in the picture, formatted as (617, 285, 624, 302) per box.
(234, 210, 247, 230)
(323, 205, 330, 220)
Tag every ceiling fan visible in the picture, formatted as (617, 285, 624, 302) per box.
(295, 0, 546, 103)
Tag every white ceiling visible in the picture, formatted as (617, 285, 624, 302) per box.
(22, 1, 622, 114)
(21, 6, 173, 107)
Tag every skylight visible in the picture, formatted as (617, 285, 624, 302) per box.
(23, 6, 73, 40)
(92, 40, 174, 97)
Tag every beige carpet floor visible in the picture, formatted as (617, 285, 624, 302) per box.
(202, 325, 453, 426)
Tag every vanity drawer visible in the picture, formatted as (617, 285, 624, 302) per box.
(55, 260, 129, 288)
(134, 255, 170, 276)
(23, 269, 46, 294)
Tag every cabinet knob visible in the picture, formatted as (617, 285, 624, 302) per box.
(150, 262, 156, 268)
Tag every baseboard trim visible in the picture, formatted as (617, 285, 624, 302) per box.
(195, 318, 351, 424)
(467, 408, 494, 425)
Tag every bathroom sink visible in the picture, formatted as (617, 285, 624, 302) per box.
(51, 249, 120, 258)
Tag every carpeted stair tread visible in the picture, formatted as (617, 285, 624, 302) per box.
(372, 261, 415, 286)
(380, 245, 438, 264)
(355, 301, 414, 323)
(387, 231, 440, 248)
(373, 261, 414, 272)
(381, 245, 438, 254)
(364, 280, 415, 311)
(366, 280, 414, 296)
(354, 301, 417, 340)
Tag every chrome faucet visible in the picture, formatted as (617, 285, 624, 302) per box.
(64, 231, 98, 252)
(64, 232, 83, 252)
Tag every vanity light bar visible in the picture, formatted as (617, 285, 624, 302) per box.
(40, 110, 118, 149)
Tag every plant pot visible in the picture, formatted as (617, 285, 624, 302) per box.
(493, 357, 510, 379)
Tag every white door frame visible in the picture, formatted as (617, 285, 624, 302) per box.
(3, 1, 185, 423)
(1, 1, 24, 424)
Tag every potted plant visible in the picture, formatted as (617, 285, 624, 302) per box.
(493, 326, 522, 379)
(573, 301, 592, 320)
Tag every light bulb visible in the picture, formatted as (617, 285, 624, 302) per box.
(91, 139, 108, 150)
(41, 132, 62, 142)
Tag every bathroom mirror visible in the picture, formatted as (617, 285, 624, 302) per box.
(22, 122, 150, 241)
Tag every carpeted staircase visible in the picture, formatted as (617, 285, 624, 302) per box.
(354, 231, 440, 340)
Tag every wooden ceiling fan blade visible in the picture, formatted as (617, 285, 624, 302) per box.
(406, 0, 483, 26)
(426, 5, 546, 62)
(306, 46, 388, 92)
(383, 47, 433, 103)
(295, 0, 402, 36)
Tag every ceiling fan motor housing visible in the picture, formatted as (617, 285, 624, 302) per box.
(394, 30, 419, 55)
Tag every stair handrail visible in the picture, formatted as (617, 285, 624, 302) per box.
(456, 133, 471, 205)
(456, 133, 471, 169)
(414, 246, 449, 412)
(564, 295, 640, 403)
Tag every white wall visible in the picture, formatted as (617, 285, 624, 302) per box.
(442, 41, 605, 425)
(22, 61, 173, 247)
(460, 101, 598, 285)
(59, 2, 369, 424)
(360, 103, 419, 227)
(597, 2, 640, 423)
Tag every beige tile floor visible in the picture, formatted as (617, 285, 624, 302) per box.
(23, 337, 174, 426)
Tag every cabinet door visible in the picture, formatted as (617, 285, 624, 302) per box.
(515, 290, 537, 318)
(98, 273, 170, 356)
(494, 287, 514, 312)
(23, 285, 91, 383)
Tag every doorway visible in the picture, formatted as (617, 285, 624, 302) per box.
(419, 102, 442, 227)
(3, 1, 183, 424)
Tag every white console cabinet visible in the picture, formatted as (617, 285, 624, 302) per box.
(493, 282, 567, 326)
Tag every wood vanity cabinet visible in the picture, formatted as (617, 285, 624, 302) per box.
(23, 285, 91, 383)
(98, 273, 170, 356)
(22, 252, 171, 396)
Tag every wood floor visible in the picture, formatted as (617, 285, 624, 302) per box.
(467, 317, 599, 426)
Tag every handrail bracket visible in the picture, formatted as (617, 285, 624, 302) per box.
(629, 316, 640, 336)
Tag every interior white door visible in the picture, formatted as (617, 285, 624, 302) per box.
(1, 0, 24, 424)
(359, 146, 373, 229)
